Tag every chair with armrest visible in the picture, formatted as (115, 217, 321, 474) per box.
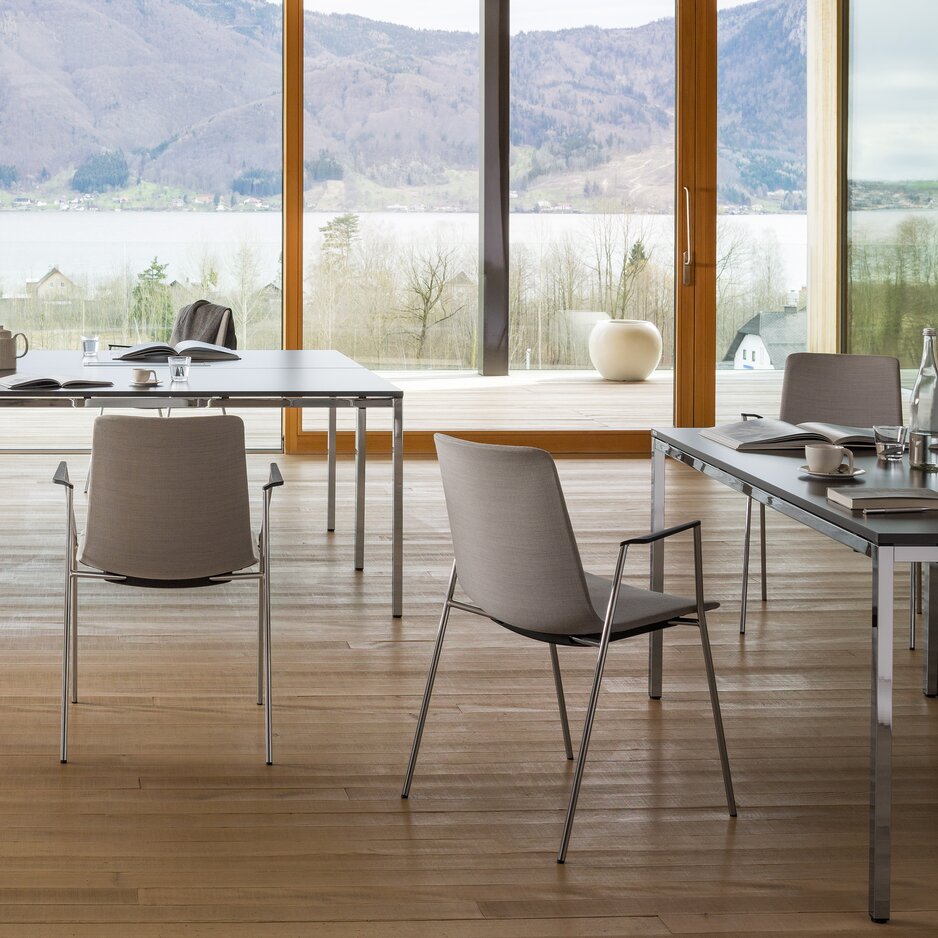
(53, 414, 283, 764)
(401, 434, 736, 861)
(87, 303, 238, 491)
(739, 352, 904, 636)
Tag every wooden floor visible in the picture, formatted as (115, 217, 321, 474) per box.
(1, 453, 937, 935)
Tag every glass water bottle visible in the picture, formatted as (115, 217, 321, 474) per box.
(909, 327, 938, 471)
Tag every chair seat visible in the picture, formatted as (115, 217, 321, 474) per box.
(498, 573, 717, 645)
(585, 572, 718, 630)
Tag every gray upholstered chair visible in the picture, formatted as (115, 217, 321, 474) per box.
(740, 352, 903, 635)
(53, 414, 282, 764)
(402, 435, 736, 861)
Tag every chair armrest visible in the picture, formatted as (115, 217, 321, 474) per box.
(740, 412, 763, 421)
(620, 519, 700, 547)
(263, 463, 284, 491)
(53, 461, 73, 489)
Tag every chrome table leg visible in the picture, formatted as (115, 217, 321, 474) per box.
(648, 444, 665, 699)
(869, 546, 894, 923)
(923, 563, 938, 698)
(392, 397, 403, 618)
(740, 498, 753, 635)
(327, 404, 336, 533)
(354, 406, 366, 572)
(759, 501, 767, 601)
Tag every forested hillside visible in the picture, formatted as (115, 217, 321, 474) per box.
(0, 0, 806, 211)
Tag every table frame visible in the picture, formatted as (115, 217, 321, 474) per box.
(649, 431, 938, 924)
(1, 352, 404, 617)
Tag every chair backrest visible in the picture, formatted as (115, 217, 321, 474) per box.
(81, 415, 257, 581)
(434, 434, 599, 632)
(779, 352, 903, 426)
(170, 300, 238, 350)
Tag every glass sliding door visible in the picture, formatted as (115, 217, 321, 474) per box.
(714, 0, 808, 423)
(505, 1, 677, 433)
(300, 3, 479, 436)
(0, 1, 283, 450)
(846, 0, 938, 404)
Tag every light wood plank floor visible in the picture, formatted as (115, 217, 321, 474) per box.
(0, 453, 937, 936)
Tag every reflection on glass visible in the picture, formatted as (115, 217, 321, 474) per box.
(506, 2, 675, 429)
(847, 0, 938, 398)
(0, 1, 283, 448)
(715, 0, 807, 423)
(302, 6, 480, 369)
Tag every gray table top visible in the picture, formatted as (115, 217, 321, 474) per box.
(655, 426, 938, 548)
(1, 350, 402, 400)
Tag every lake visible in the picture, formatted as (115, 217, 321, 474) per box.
(0, 209, 812, 295)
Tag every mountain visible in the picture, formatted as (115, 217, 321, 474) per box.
(0, 0, 806, 212)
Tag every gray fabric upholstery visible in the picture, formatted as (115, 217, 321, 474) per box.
(80, 415, 257, 580)
(779, 352, 902, 426)
(584, 573, 717, 632)
(170, 300, 237, 349)
(434, 434, 711, 637)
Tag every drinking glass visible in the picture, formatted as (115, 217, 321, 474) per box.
(80, 335, 99, 358)
(168, 355, 191, 382)
(873, 425, 908, 461)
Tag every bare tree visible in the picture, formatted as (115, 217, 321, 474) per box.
(396, 242, 464, 361)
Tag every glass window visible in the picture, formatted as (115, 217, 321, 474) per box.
(505, 1, 676, 432)
(715, 0, 807, 423)
(0, 2, 283, 449)
(846, 0, 938, 404)
(301, 3, 479, 433)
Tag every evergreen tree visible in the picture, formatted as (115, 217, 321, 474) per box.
(130, 257, 174, 338)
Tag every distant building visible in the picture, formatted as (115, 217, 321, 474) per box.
(26, 267, 77, 302)
(723, 304, 806, 370)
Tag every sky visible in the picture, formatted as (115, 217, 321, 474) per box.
(269, 1, 757, 33)
(850, 0, 938, 181)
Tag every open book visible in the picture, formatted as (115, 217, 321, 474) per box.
(0, 374, 114, 390)
(828, 487, 938, 511)
(701, 418, 875, 451)
(113, 340, 240, 362)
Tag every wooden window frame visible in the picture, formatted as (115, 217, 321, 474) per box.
(282, 0, 717, 456)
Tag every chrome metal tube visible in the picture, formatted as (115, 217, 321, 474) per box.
(549, 644, 574, 761)
(402, 561, 457, 798)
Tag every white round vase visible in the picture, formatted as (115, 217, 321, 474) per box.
(588, 319, 662, 381)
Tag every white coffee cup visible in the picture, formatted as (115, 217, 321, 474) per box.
(132, 367, 158, 385)
(805, 442, 854, 474)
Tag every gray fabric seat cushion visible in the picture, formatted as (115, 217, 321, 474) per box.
(493, 574, 717, 645)
(585, 572, 718, 631)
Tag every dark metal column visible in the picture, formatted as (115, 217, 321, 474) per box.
(479, 0, 510, 375)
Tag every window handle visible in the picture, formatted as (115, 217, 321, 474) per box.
(682, 185, 693, 286)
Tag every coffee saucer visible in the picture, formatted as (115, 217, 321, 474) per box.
(799, 465, 866, 480)
(130, 380, 162, 388)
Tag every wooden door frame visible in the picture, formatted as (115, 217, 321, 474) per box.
(282, 0, 717, 457)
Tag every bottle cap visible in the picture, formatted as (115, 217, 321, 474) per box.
(925, 327, 937, 336)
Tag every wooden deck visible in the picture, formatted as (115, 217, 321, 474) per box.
(0, 453, 935, 934)
(1, 369, 792, 451)
(0, 367, 914, 450)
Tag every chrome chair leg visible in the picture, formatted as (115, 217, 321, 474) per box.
(698, 613, 737, 817)
(70, 573, 78, 704)
(549, 644, 574, 761)
(558, 546, 627, 863)
(256, 575, 265, 706)
(402, 561, 458, 798)
(740, 497, 753, 634)
(263, 567, 273, 766)
(759, 502, 767, 602)
(60, 575, 72, 764)
(693, 524, 736, 816)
